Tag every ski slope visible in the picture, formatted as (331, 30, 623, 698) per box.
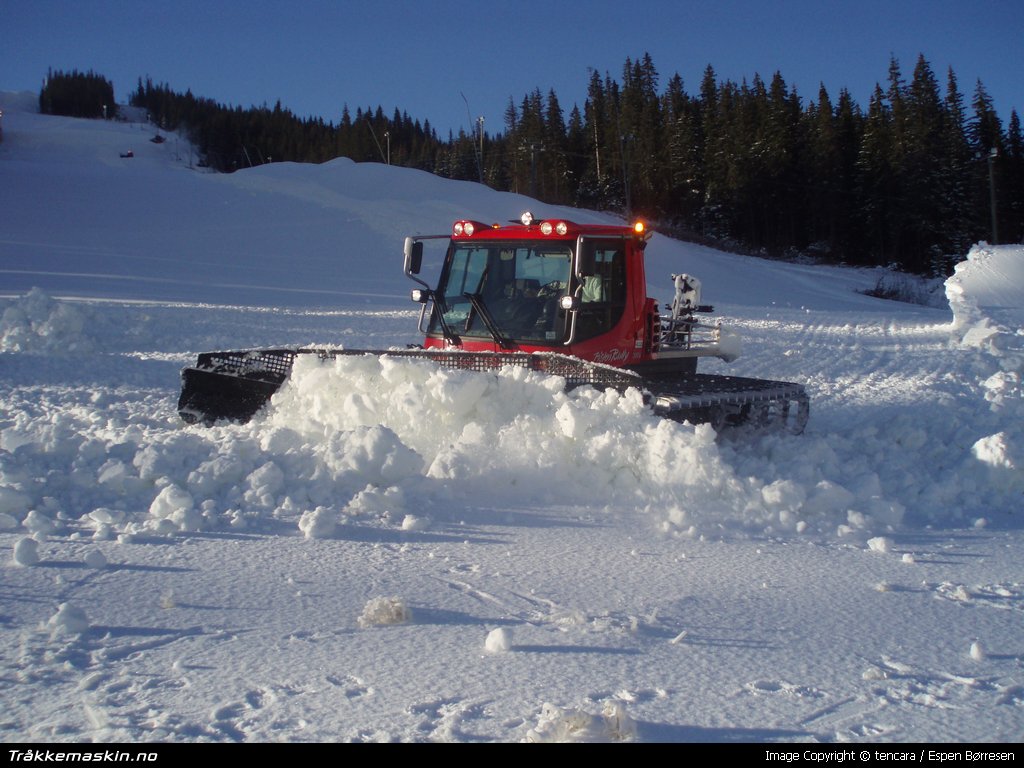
(1, 92, 1023, 743)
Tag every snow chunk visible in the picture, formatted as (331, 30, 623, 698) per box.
(148, 484, 200, 532)
(47, 602, 89, 636)
(867, 536, 893, 554)
(973, 432, 1019, 470)
(358, 596, 411, 627)
(524, 701, 636, 742)
(12, 537, 40, 566)
(243, 461, 284, 508)
(484, 627, 512, 653)
(400, 514, 426, 532)
(803, 480, 855, 516)
(298, 506, 337, 539)
(761, 479, 806, 511)
(23, 510, 56, 536)
(970, 641, 986, 661)
(346, 485, 405, 517)
(83, 549, 108, 569)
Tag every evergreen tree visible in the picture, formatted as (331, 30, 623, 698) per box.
(1004, 110, 1024, 243)
(940, 67, 975, 261)
(857, 84, 897, 264)
(902, 55, 947, 272)
(969, 80, 1004, 243)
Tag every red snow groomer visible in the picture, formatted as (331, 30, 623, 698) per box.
(178, 213, 809, 432)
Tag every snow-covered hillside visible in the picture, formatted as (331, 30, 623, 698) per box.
(2, 92, 1022, 743)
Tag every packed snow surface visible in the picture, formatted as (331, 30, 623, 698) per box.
(2, 93, 1023, 743)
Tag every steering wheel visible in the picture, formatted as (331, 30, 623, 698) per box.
(536, 281, 565, 298)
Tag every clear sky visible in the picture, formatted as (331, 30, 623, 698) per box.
(4, 0, 1022, 137)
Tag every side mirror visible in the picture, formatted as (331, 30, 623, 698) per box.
(575, 243, 596, 277)
(404, 238, 423, 275)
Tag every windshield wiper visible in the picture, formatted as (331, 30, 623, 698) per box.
(463, 292, 512, 349)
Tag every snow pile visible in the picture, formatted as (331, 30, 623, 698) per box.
(946, 244, 1024, 361)
(0, 289, 154, 355)
(946, 244, 1024, 494)
(264, 353, 760, 530)
(0, 338, 1010, 544)
(1, 288, 92, 353)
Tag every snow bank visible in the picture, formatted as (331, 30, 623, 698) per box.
(945, 245, 1024, 497)
(1, 289, 93, 353)
(946, 244, 1024, 360)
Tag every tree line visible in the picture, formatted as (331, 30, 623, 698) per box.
(129, 78, 443, 173)
(488, 54, 1022, 275)
(39, 69, 116, 119)
(46, 56, 1023, 275)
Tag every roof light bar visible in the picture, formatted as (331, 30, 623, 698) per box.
(453, 220, 483, 236)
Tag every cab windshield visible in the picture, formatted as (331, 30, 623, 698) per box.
(431, 241, 572, 343)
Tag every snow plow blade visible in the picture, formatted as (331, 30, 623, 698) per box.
(177, 348, 642, 426)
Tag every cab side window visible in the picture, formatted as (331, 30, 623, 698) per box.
(576, 242, 626, 340)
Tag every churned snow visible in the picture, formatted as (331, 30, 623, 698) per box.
(1, 92, 1023, 743)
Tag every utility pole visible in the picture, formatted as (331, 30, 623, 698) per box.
(460, 92, 483, 183)
(620, 133, 632, 218)
(477, 116, 485, 183)
(365, 116, 387, 164)
(987, 147, 999, 244)
(529, 143, 540, 199)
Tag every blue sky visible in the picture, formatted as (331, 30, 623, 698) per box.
(4, 0, 1021, 136)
